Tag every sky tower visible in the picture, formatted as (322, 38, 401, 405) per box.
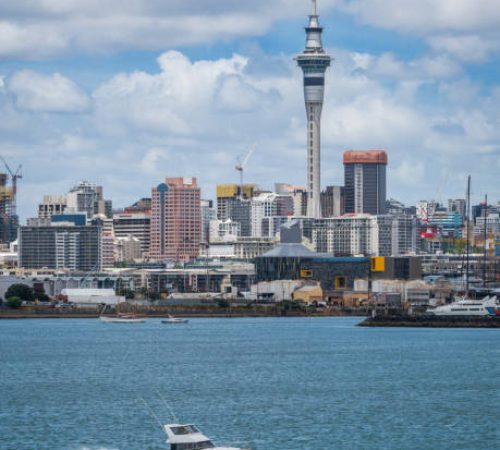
(296, 0, 331, 218)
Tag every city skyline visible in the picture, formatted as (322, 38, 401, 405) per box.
(0, 0, 498, 220)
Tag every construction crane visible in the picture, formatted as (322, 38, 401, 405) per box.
(0, 156, 22, 219)
(235, 143, 256, 199)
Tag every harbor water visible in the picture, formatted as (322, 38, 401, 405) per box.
(1, 317, 499, 450)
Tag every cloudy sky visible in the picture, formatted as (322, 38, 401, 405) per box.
(1, 0, 498, 220)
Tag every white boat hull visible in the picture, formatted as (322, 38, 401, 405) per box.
(162, 319, 189, 324)
(99, 316, 146, 323)
(427, 296, 498, 317)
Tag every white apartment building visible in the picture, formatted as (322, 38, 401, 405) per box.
(250, 193, 278, 238)
(313, 214, 418, 257)
(209, 219, 241, 243)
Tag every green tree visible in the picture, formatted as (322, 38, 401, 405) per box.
(5, 284, 34, 303)
(6, 296, 22, 309)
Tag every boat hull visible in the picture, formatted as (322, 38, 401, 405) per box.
(99, 316, 146, 323)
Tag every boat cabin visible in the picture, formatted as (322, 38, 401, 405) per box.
(164, 424, 216, 450)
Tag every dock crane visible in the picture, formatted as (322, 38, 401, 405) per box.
(235, 143, 256, 199)
(0, 156, 22, 219)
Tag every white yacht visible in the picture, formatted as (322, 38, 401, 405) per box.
(427, 296, 498, 316)
(164, 423, 247, 450)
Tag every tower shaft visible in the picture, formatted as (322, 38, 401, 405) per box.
(295, 0, 331, 219)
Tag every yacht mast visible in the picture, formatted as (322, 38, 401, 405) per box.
(465, 175, 471, 295)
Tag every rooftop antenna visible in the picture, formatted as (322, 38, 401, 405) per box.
(312, 0, 318, 15)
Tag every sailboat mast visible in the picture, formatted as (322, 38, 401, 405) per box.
(483, 193, 488, 288)
(465, 175, 471, 295)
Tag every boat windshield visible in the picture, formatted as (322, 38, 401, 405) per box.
(170, 441, 215, 450)
(170, 425, 199, 435)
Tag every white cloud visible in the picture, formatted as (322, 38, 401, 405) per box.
(9, 70, 91, 113)
(339, 0, 500, 62)
(4, 48, 499, 220)
(428, 34, 498, 63)
(340, 0, 500, 34)
(0, 0, 338, 59)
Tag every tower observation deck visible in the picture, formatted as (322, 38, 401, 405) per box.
(295, 0, 331, 218)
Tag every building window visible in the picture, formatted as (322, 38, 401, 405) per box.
(335, 276, 347, 289)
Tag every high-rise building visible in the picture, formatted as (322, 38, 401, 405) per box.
(320, 185, 344, 217)
(66, 181, 113, 220)
(250, 193, 279, 238)
(313, 214, 417, 257)
(115, 235, 142, 262)
(150, 177, 201, 263)
(216, 184, 256, 220)
(344, 150, 388, 215)
(209, 219, 241, 242)
(448, 199, 466, 219)
(295, 0, 331, 218)
(18, 225, 101, 271)
(274, 183, 308, 217)
(0, 173, 18, 245)
(201, 199, 216, 244)
(113, 212, 151, 256)
(38, 195, 67, 219)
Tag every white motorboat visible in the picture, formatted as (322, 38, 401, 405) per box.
(164, 423, 247, 450)
(99, 314, 146, 323)
(162, 315, 189, 324)
(427, 296, 498, 316)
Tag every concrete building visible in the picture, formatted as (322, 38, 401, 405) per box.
(150, 177, 201, 263)
(448, 199, 466, 219)
(216, 184, 256, 220)
(201, 199, 216, 244)
(0, 173, 17, 245)
(38, 195, 67, 219)
(313, 214, 418, 257)
(255, 222, 370, 294)
(250, 193, 278, 237)
(115, 235, 142, 262)
(18, 225, 102, 271)
(321, 185, 344, 218)
(275, 183, 308, 217)
(295, 1, 331, 218)
(474, 213, 500, 238)
(344, 150, 388, 215)
(113, 212, 151, 256)
(209, 219, 241, 243)
(391, 215, 419, 255)
(66, 181, 112, 220)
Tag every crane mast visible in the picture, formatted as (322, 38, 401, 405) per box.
(235, 144, 256, 199)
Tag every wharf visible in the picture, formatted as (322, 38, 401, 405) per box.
(358, 314, 500, 328)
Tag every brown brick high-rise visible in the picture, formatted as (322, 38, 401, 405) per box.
(150, 177, 201, 263)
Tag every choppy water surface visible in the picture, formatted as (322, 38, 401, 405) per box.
(1, 317, 499, 450)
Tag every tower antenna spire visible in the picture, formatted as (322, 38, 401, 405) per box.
(295, 0, 331, 218)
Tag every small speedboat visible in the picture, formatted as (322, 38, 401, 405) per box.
(164, 423, 247, 449)
(162, 315, 189, 324)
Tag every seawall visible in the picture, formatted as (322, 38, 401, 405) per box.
(358, 315, 500, 328)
